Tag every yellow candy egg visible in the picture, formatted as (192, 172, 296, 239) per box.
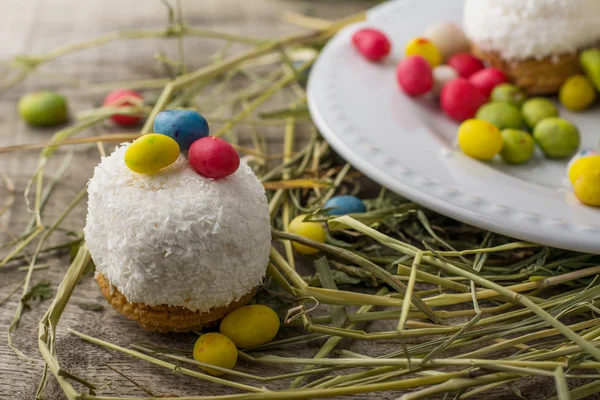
(573, 170, 600, 207)
(124, 134, 180, 174)
(559, 75, 596, 112)
(568, 155, 600, 185)
(457, 119, 503, 161)
(405, 37, 442, 67)
(193, 333, 238, 376)
(220, 305, 280, 348)
(287, 215, 326, 255)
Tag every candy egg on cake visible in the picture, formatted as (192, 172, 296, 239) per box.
(84, 110, 271, 332)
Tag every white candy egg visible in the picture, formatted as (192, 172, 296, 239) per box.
(432, 65, 458, 96)
(425, 22, 471, 61)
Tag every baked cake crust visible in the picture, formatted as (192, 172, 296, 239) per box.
(472, 44, 582, 95)
(96, 273, 257, 333)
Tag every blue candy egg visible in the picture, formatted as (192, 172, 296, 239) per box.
(292, 60, 311, 80)
(153, 109, 209, 151)
(324, 195, 366, 216)
(290, 48, 317, 81)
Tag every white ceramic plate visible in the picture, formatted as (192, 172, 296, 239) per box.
(307, 0, 600, 253)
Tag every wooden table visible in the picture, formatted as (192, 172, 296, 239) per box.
(0, 1, 575, 399)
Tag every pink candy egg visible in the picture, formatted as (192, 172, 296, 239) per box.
(447, 53, 485, 79)
(440, 78, 487, 122)
(188, 137, 240, 179)
(352, 28, 391, 62)
(103, 89, 143, 126)
(396, 56, 433, 96)
(469, 67, 509, 98)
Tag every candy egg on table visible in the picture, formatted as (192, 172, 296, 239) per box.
(405, 37, 442, 67)
(324, 195, 367, 215)
(440, 78, 487, 122)
(84, 142, 271, 332)
(103, 89, 143, 126)
(153, 109, 209, 151)
(18, 91, 68, 127)
(124, 134, 180, 174)
(432, 65, 458, 97)
(533, 118, 580, 159)
(290, 48, 318, 79)
(457, 119, 503, 161)
(521, 98, 558, 128)
(220, 304, 280, 348)
(193, 333, 238, 376)
(568, 153, 600, 185)
(292, 60, 311, 81)
(188, 136, 240, 179)
(396, 56, 433, 96)
(288, 215, 326, 255)
(424, 22, 471, 60)
(352, 28, 391, 62)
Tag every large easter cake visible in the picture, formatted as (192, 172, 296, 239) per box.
(84, 111, 272, 332)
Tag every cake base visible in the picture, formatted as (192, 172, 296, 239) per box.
(96, 273, 257, 333)
(472, 45, 582, 95)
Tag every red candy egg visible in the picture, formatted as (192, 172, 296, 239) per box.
(352, 28, 391, 62)
(188, 137, 240, 179)
(103, 89, 143, 126)
(396, 56, 433, 96)
(447, 53, 485, 79)
(440, 78, 487, 122)
(469, 67, 508, 98)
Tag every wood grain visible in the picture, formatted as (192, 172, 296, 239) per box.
(0, 1, 589, 399)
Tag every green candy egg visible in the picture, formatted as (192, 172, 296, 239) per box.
(500, 129, 534, 164)
(533, 117, 580, 159)
(18, 91, 68, 127)
(490, 83, 527, 108)
(475, 102, 523, 130)
(521, 97, 558, 128)
(579, 49, 600, 92)
(559, 75, 596, 111)
(124, 134, 180, 174)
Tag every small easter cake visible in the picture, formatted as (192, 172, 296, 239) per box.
(463, 0, 600, 94)
(84, 111, 271, 333)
